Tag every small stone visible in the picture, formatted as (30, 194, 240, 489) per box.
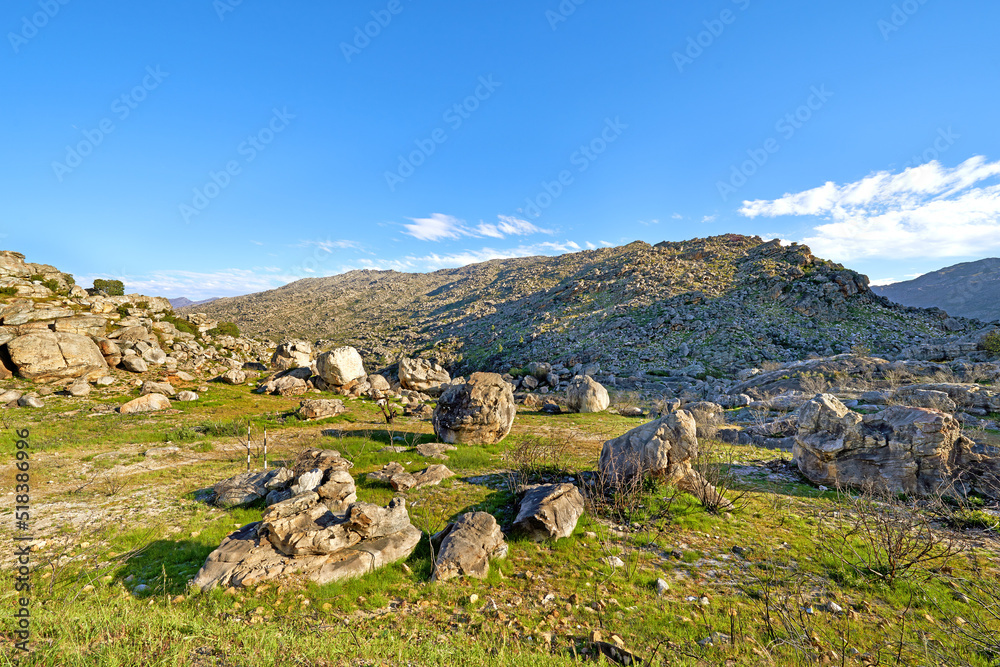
(655, 578, 669, 596)
(469, 594, 479, 604)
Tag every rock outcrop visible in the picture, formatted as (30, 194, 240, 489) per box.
(431, 512, 508, 581)
(271, 340, 313, 370)
(6, 332, 107, 382)
(433, 372, 516, 445)
(399, 357, 451, 395)
(297, 398, 346, 420)
(794, 393, 1000, 497)
(192, 496, 421, 590)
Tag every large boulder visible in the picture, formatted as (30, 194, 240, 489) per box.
(599, 411, 729, 507)
(271, 340, 313, 370)
(221, 369, 248, 385)
(431, 512, 508, 581)
(566, 375, 610, 413)
(6, 332, 108, 382)
(192, 496, 421, 590)
(297, 398, 346, 420)
(514, 484, 585, 540)
(794, 393, 1000, 497)
(316, 347, 366, 387)
(399, 357, 451, 395)
(119, 393, 171, 414)
(433, 372, 516, 445)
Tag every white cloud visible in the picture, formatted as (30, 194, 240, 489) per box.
(403, 213, 551, 242)
(701, 215, 717, 223)
(337, 240, 585, 273)
(672, 213, 683, 220)
(638, 219, 660, 226)
(296, 239, 365, 252)
(739, 156, 1000, 260)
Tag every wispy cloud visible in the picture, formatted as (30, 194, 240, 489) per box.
(296, 239, 365, 252)
(337, 240, 584, 273)
(403, 213, 552, 241)
(701, 215, 717, 223)
(740, 156, 1000, 260)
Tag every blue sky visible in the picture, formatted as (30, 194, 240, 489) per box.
(3, 0, 999, 298)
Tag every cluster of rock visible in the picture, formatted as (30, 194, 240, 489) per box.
(197, 447, 589, 589)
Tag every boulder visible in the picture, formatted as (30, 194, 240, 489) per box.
(794, 393, 1000, 497)
(213, 469, 290, 508)
(122, 355, 148, 373)
(271, 340, 313, 370)
(176, 390, 199, 402)
(367, 462, 455, 491)
(416, 443, 457, 460)
(6, 332, 108, 382)
(526, 361, 552, 380)
(368, 374, 391, 393)
(192, 497, 421, 590)
(256, 373, 308, 396)
(67, 380, 91, 397)
(141, 380, 176, 397)
(316, 347, 365, 387)
(684, 401, 724, 439)
(119, 393, 171, 414)
(399, 357, 451, 395)
(514, 484, 585, 540)
(599, 411, 729, 507)
(17, 395, 43, 408)
(431, 512, 508, 582)
(566, 375, 610, 413)
(433, 372, 516, 445)
(221, 369, 247, 385)
(297, 398, 346, 420)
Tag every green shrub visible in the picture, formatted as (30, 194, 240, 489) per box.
(160, 313, 198, 336)
(0, 286, 18, 297)
(983, 330, 1000, 357)
(93, 279, 125, 296)
(207, 321, 240, 338)
(136, 301, 150, 309)
(116, 304, 133, 319)
(42, 278, 61, 293)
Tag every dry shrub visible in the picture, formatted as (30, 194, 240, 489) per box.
(820, 485, 965, 586)
(501, 435, 570, 493)
(798, 371, 829, 395)
(689, 439, 751, 514)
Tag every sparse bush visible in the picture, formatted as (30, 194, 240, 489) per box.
(502, 435, 570, 493)
(208, 321, 240, 338)
(160, 313, 198, 336)
(820, 485, 965, 586)
(93, 278, 125, 296)
(983, 330, 1000, 357)
(0, 286, 18, 297)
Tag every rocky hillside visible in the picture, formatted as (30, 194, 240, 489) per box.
(873, 258, 1000, 322)
(184, 235, 986, 378)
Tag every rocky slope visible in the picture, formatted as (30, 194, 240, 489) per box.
(872, 258, 1000, 322)
(184, 235, 986, 378)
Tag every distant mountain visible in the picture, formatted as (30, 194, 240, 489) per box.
(169, 296, 220, 310)
(872, 258, 1000, 322)
(186, 235, 973, 376)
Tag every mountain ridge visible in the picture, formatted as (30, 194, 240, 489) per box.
(872, 258, 1000, 322)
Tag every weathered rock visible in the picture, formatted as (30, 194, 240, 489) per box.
(514, 484, 585, 540)
(175, 370, 196, 382)
(297, 398, 346, 420)
(599, 411, 730, 508)
(256, 373, 308, 396)
(176, 390, 199, 402)
(368, 374, 391, 393)
(271, 340, 313, 370)
(221, 369, 247, 385)
(142, 347, 167, 366)
(794, 393, 1000, 497)
(367, 462, 455, 491)
(18, 395, 44, 408)
(7, 331, 108, 382)
(192, 517, 421, 591)
(121, 355, 148, 373)
(684, 401, 724, 438)
(67, 380, 91, 397)
(526, 361, 552, 380)
(290, 469, 325, 496)
(212, 469, 283, 507)
(316, 346, 365, 387)
(119, 393, 171, 414)
(399, 357, 451, 395)
(416, 443, 457, 460)
(141, 380, 176, 397)
(433, 372, 516, 445)
(0, 389, 23, 404)
(432, 512, 508, 581)
(316, 469, 358, 511)
(566, 375, 610, 413)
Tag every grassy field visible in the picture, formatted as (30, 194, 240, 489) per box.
(1, 383, 998, 666)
